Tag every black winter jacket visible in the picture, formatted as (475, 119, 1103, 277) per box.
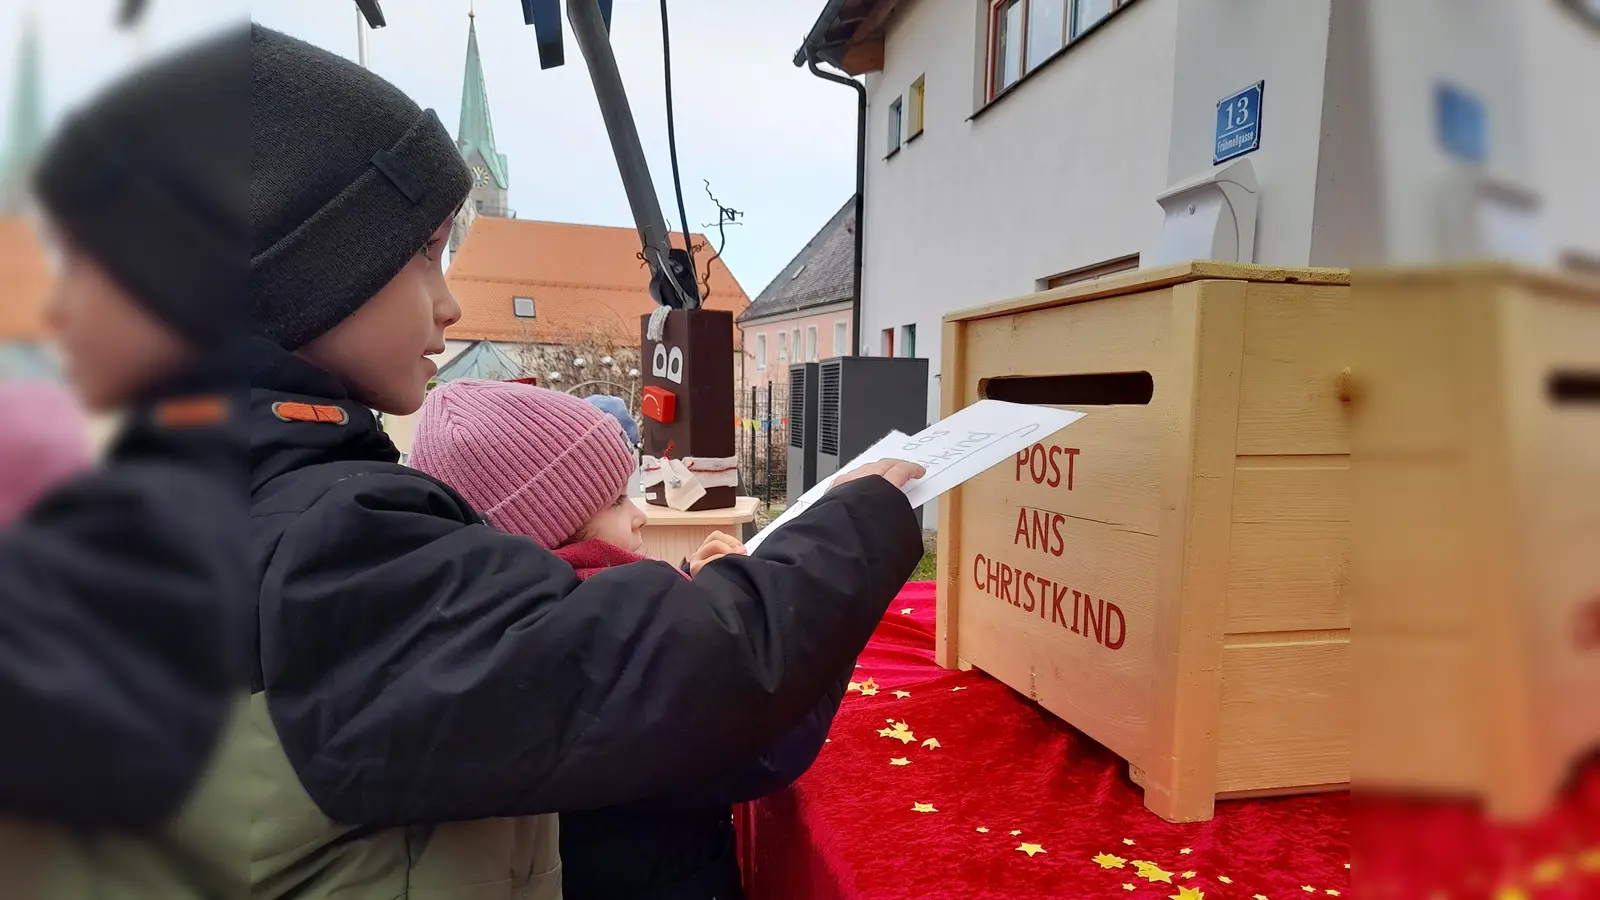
(248, 340, 923, 825)
(0, 366, 246, 828)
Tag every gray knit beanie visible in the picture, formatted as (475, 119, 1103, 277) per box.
(36, 27, 246, 348)
(250, 25, 471, 351)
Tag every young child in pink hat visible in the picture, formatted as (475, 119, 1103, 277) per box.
(0, 379, 95, 528)
(409, 377, 738, 575)
(412, 378, 848, 899)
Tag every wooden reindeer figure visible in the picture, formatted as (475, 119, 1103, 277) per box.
(638, 308, 738, 511)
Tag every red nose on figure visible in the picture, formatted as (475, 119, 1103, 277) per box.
(641, 386, 676, 424)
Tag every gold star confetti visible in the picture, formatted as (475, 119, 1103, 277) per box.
(1169, 887, 1205, 900)
(951, 686, 967, 692)
(1179, 848, 1193, 855)
(1219, 876, 1233, 885)
(1010, 830, 1023, 836)
(975, 826, 989, 833)
(890, 757, 910, 766)
(1326, 892, 1340, 897)
(1343, 863, 1351, 870)
(1093, 853, 1128, 869)
(912, 802, 937, 813)
(860, 685, 880, 696)
(1530, 858, 1565, 884)
(1123, 838, 1137, 846)
(879, 721, 918, 744)
(847, 681, 862, 692)
(1016, 843, 1046, 857)
(1493, 889, 1528, 900)
(901, 608, 914, 615)
(1182, 871, 1197, 879)
(922, 737, 942, 750)
(893, 690, 912, 699)
(824, 739, 830, 743)
(1254, 895, 1269, 900)
(1135, 864, 1174, 884)
(1124, 885, 1136, 892)
(1301, 888, 1315, 894)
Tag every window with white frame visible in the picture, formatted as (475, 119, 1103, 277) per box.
(756, 333, 767, 370)
(778, 331, 789, 361)
(887, 96, 904, 155)
(900, 323, 918, 358)
(806, 326, 819, 362)
(792, 328, 801, 359)
(513, 296, 535, 318)
(987, 0, 1131, 100)
(833, 320, 848, 357)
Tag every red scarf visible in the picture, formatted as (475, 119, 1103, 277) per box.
(553, 539, 686, 581)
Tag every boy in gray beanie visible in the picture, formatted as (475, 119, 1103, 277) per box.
(247, 24, 924, 900)
(1, 25, 247, 899)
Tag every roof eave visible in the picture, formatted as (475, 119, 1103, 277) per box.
(792, 0, 903, 75)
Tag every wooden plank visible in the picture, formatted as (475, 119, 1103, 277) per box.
(1142, 279, 1247, 822)
(1352, 633, 1482, 794)
(1226, 520, 1350, 633)
(1215, 638, 1350, 793)
(955, 503, 1160, 764)
(936, 319, 967, 670)
(946, 262, 1350, 325)
(1235, 282, 1353, 455)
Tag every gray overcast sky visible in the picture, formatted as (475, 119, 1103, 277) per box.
(1, 0, 860, 297)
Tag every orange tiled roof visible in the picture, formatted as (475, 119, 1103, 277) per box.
(446, 217, 749, 348)
(0, 217, 53, 341)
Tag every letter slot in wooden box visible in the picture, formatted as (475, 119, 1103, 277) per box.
(935, 262, 1353, 823)
(1350, 265, 1600, 822)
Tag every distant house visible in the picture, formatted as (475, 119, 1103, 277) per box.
(737, 198, 856, 390)
(384, 216, 751, 456)
(0, 216, 58, 380)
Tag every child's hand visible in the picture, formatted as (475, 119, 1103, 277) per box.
(688, 531, 747, 577)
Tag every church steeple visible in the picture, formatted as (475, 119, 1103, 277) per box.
(0, 14, 44, 215)
(457, 10, 508, 195)
(450, 6, 511, 256)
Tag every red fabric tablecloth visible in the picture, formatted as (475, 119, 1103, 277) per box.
(737, 583, 1350, 899)
(739, 583, 1600, 899)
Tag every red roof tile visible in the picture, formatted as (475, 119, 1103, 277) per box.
(445, 217, 749, 347)
(0, 217, 53, 341)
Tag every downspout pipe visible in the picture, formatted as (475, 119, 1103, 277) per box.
(804, 50, 866, 357)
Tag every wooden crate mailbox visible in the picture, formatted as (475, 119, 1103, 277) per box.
(1350, 265, 1600, 822)
(936, 262, 1354, 822)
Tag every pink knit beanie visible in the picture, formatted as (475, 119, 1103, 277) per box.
(410, 379, 636, 549)
(0, 379, 95, 527)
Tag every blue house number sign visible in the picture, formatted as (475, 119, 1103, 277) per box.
(1214, 81, 1264, 165)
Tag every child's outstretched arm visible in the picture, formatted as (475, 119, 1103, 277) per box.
(258, 471, 922, 827)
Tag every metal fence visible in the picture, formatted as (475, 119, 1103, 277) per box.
(736, 382, 789, 510)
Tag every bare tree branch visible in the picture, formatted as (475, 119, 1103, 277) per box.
(697, 179, 743, 304)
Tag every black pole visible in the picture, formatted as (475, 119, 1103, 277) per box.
(806, 50, 865, 357)
(765, 381, 774, 510)
(748, 381, 755, 496)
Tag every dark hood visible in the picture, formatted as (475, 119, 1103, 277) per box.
(246, 337, 400, 493)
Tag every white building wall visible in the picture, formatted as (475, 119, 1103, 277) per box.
(1162, 0, 1334, 266)
(861, 0, 1178, 435)
(853, 0, 1598, 531)
(1522, 3, 1600, 267)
